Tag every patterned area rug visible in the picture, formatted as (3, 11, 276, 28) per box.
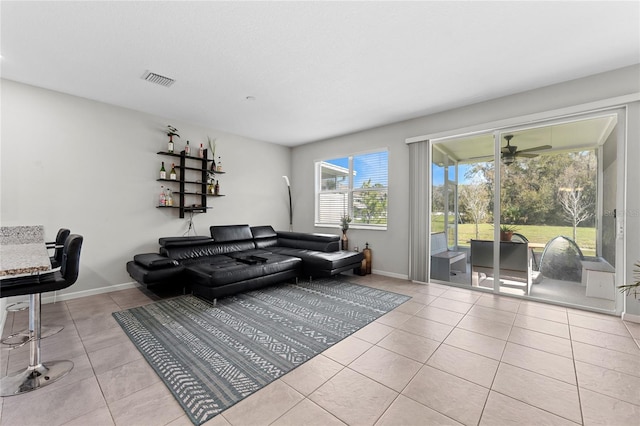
(113, 278, 410, 425)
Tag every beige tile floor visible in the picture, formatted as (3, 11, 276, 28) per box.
(1, 274, 639, 426)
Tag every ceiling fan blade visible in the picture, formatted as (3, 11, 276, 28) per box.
(517, 144, 552, 154)
(515, 153, 538, 158)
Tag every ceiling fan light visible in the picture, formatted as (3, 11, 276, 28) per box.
(503, 155, 515, 165)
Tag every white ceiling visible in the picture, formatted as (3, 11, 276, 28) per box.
(1, 1, 638, 146)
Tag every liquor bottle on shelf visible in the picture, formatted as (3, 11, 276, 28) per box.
(214, 180, 220, 195)
(170, 163, 177, 180)
(168, 139, 174, 153)
(185, 140, 190, 156)
(166, 188, 173, 206)
(159, 186, 166, 206)
(198, 143, 204, 158)
(159, 162, 166, 179)
(217, 156, 222, 172)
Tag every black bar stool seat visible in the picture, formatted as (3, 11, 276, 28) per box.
(0, 234, 83, 396)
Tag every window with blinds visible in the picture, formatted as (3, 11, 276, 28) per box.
(315, 150, 388, 229)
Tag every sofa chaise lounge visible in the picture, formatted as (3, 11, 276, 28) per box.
(126, 224, 364, 302)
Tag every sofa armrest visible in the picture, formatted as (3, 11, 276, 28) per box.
(134, 253, 179, 270)
(276, 231, 340, 252)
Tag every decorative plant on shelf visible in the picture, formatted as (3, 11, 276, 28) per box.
(167, 125, 180, 141)
(207, 136, 216, 171)
(499, 224, 518, 242)
(341, 215, 352, 232)
(618, 261, 640, 299)
(340, 215, 351, 251)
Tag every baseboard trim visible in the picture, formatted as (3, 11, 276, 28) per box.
(621, 312, 640, 324)
(371, 269, 409, 280)
(41, 281, 140, 304)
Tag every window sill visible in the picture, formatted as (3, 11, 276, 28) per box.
(314, 224, 387, 231)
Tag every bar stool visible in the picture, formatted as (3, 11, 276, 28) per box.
(47, 228, 70, 269)
(2, 228, 72, 347)
(0, 234, 83, 396)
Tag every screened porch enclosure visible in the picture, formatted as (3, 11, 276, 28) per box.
(428, 113, 620, 312)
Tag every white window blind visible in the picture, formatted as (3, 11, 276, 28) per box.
(315, 150, 388, 229)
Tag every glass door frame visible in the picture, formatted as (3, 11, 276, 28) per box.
(427, 107, 626, 315)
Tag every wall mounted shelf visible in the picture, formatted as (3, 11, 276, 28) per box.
(157, 150, 225, 218)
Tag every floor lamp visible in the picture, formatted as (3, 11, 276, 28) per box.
(283, 176, 293, 231)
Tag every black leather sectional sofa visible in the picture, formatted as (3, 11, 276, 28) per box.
(126, 224, 364, 302)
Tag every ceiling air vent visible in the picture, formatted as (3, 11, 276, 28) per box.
(142, 71, 175, 87)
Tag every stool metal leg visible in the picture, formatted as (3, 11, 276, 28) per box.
(2, 325, 65, 348)
(0, 294, 73, 397)
(6, 300, 29, 312)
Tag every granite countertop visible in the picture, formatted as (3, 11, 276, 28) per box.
(0, 225, 51, 277)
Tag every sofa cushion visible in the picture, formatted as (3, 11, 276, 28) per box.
(180, 254, 232, 267)
(161, 243, 230, 261)
(225, 248, 273, 260)
(270, 247, 363, 271)
(185, 253, 301, 287)
(210, 224, 254, 243)
(251, 225, 277, 239)
(251, 226, 278, 249)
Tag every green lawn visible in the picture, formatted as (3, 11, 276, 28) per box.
(432, 218, 596, 256)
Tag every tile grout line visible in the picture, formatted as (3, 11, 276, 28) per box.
(568, 320, 586, 426)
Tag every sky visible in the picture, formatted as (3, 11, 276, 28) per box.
(325, 152, 483, 187)
(325, 151, 388, 188)
(432, 163, 475, 186)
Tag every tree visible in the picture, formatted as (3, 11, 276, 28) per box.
(354, 179, 388, 225)
(465, 150, 596, 227)
(558, 165, 595, 241)
(459, 180, 490, 239)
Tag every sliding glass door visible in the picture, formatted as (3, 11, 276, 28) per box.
(428, 110, 623, 314)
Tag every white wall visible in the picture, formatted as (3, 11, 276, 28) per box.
(623, 101, 640, 317)
(1, 79, 292, 299)
(291, 65, 640, 280)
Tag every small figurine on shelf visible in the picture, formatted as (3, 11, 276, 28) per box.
(166, 125, 180, 153)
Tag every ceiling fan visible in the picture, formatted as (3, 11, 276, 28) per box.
(500, 134, 552, 165)
(468, 135, 552, 164)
